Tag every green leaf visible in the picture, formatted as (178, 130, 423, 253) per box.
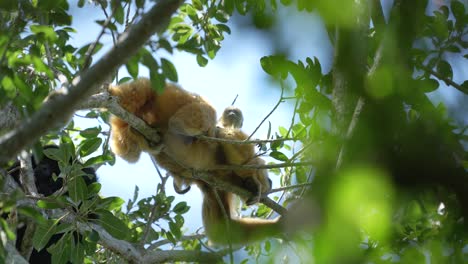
(161, 58, 178, 82)
(87, 182, 102, 197)
(436, 60, 453, 81)
(136, 0, 145, 8)
(49, 233, 71, 264)
(30, 24, 58, 42)
(196, 54, 208, 67)
(451, 1, 465, 22)
(169, 221, 182, 239)
(149, 72, 166, 93)
(98, 196, 125, 211)
(79, 138, 102, 157)
(265, 240, 271, 252)
(216, 24, 231, 34)
(37, 199, 63, 209)
(94, 209, 129, 240)
(193, 0, 203, 10)
(173, 202, 190, 214)
(118, 77, 133, 84)
(17, 206, 46, 224)
(33, 220, 58, 251)
(278, 126, 288, 137)
(158, 39, 173, 53)
(79, 127, 101, 138)
(70, 233, 85, 264)
(215, 10, 230, 22)
(83, 154, 113, 167)
(114, 3, 125, 25)
(0, 218, 15, 241)
(126, 55, 140, 80)
(270, 151, 288, 161)
(461, 81, 468, 93)
(43, 147, 65, 163)
(69, 175, 87, 203)
(420, 78, 439, 93)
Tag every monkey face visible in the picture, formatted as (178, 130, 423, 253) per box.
(220, 106, 243, 129)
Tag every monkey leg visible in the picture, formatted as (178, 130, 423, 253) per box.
(108, 79, 156, 115)
(154, 153, 194, 194)
(233, 157, 272, 205)
(110, 118, 153, 162)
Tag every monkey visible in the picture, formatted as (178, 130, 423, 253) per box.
(173, 105, 245, 194)
(4, 145, 97, 263)
(217, 106, 244, 129)
(109, 78, 281, 245)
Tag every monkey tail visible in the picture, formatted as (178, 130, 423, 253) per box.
(201, 188, 280, 245)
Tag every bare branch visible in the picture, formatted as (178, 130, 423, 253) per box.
(248, 82, 285, 140)
(197, 134, 295, 145)
(0, 102, 21, 134)
(210, 161, 314, 171)
(148, 234, 205, 250)
(0, 0, 183, 164)
(18, 150, 38, 195)
(267, 182, 313, 194)
(5, 242, 29, 264)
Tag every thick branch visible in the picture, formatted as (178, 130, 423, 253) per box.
(0, 0, 183, 164)
(5, 242, 29, 264)
(79, 92, 160, 144)
(0, 102, 20, 134)
(18, 150, 39, 195)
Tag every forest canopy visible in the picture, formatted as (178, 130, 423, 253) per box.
(0, 0, 467, 263)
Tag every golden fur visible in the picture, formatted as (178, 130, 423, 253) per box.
(109, 78, 280, 245)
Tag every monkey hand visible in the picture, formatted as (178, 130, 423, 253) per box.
(239, 157, 271, 205)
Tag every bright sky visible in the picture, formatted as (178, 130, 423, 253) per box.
(68, 1, 467, 234)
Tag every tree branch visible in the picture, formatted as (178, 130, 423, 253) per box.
(248, 82, 284, 140)
(5, 242, 29, 264)
(0, 102, 21, 134)
(417, 62, 468, 94)
(0, 0, 184, 164)
(79, 91, 161, 145)
(197, 134, 295, 145)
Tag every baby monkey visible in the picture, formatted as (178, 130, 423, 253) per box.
(173, 105, 245, 194)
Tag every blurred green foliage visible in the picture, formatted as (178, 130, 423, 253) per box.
(0, 0, 467, 263)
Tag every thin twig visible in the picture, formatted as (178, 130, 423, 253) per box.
(286, 97, 300, 139)
(209, 161, 314, 171)
(417, 62, 467, 94)
(148, 234, 205, 250)
(335, 96, 365, 170)
(247, 81, 285, 140)
(82, 6, 116, 71)
(213, 189, 234, 264)
(197, 134, 295, 145)
(267, 182, 313, 194)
